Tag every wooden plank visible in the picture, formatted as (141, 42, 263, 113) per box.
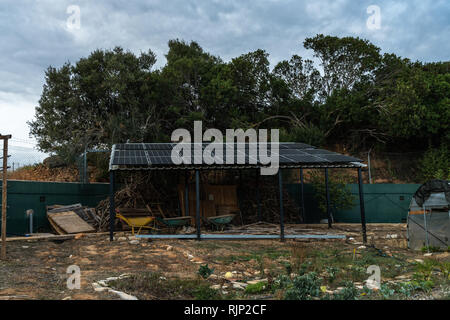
(48, 216, 66, 235)
(47, 211, 95, 234)
(1, 135, 10, 260)
(47, 204, 83, 213)
(0, 232, 109, 242)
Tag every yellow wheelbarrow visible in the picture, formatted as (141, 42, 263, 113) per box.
(115, 208, 158, 235)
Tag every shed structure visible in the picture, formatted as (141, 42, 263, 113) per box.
(108, 142, 368, 242)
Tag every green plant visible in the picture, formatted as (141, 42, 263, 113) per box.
(284, 272, 322, 300)
(194, 286, 222, 300)
(421, 246, 442, 253)
(272, 274, 292, 290)
(332, 281, 359, 300)
(197, 264, 214, 279)
(379, 283, 395, 299)
(309, 169, 355, 219)
(245, 282, 267, 294)
(419, 144, 450, 182)
(281, 261, 292, 275)
(325, 266, 339, 284)
(297, 262, 312, 275)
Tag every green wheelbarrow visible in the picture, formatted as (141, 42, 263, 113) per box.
(205, 214, 236, 231)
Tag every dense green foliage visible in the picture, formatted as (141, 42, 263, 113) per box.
(419, 144, 450, 181)
(29, 34, 449, 167)
(309, 169, 355, 218)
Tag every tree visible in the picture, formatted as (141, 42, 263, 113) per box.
(272, 55, 321, 102)
(304, 34, 382, 100)
(29, 47, 159, 160)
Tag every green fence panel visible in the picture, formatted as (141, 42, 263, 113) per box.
(1, 181, 421, 236)
(0, 180, 110, 236)
(286, 183, 420, 223)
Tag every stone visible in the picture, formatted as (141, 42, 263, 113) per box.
(92, 283, 108, 292)
(210, 285, 221, 290)
(105, 276, 119, 282)
(166, 245, 173, 251)
(129, 240, 140, 245)
(108, 289, 138, 300)
(231, 282, 248, 290)
(246, 278, 268, 285)
(117, 237, 127, 241)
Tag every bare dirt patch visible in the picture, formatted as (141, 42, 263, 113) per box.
(0, 224, 448, 300)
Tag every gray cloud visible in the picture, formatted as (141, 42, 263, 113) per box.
(0, 0, 449, 142)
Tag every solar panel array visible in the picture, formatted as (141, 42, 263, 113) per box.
(110, 142, 362, 170)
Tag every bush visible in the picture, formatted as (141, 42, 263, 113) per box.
(419, 144, 450, 182)
(272, 274, 292, 290)
(309, 169, 355, 219)
(284, 272, 322, 300)
(332, 281, 359, 300)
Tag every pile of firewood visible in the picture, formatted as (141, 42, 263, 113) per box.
(95, 181, 145, 231)
(238, 175, 303, 224)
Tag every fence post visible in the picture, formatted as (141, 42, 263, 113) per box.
(1, 134, 11, 260)
(357, 167, 367, 244)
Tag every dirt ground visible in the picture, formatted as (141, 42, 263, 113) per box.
(0, 223, 448, 300)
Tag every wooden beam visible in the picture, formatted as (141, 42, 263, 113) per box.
(1, 135, 11, 260)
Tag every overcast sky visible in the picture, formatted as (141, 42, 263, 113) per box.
(1, 0, 449, 149)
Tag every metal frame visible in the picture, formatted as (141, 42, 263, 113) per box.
(135, 234, 346, 240)
(107, 145, 368, 243)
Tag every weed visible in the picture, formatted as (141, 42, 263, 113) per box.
(421, 246, 443, 253)
(194, 286, 222, 300)
(325, 266, 339, 284)
(284, 272, 321, 300)
(332, 281, 359, 300)
(197, 264, 214, 279)
(280, 261, 292, 275)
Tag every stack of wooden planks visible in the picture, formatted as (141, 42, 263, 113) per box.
(47, 204, 96, 234)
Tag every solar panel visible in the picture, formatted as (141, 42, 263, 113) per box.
(110, 142, 363, 169)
